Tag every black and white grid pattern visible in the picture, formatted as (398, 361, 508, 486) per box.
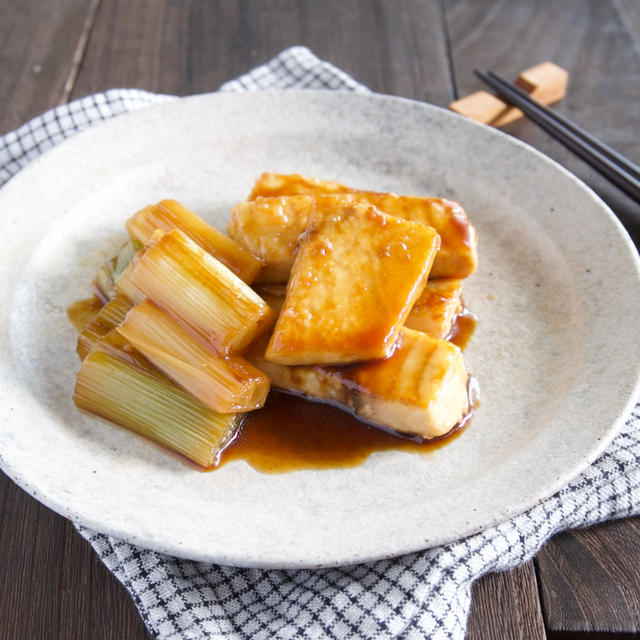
(2, 46, 640, 640)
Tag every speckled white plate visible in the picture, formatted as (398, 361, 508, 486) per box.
(1, 91, 639, 568)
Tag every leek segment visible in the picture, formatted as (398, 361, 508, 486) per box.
(74, 339, 243, 468)
(117, 300, 269, 413)
(77, 294, 133, 359)
(94, 240, 141, 302)
(126, 229, 274, 354)
(126, 200, 262, 283)
(114, 261, 146, 305)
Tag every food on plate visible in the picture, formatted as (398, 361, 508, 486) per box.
(250, 327, 469, 439)
(257, 279, 468, 342)
(113, 261, 146, 305)
(94, 240, 141, 302)
(121, 228, 274, 354)
(77, 294, 133, 359)
(117, 300, 269, 413)
(230, 192, 475, 281)
(75, 331, 242, 468)
(70, 174, 478, 469)
(228, 195, 312, 283)
(404, 278, 463, 338)
(126, 199, 261, 283)
(265, 200, 440, 365)
(249, 172, 352, 199)
(230, 173, 478, 280)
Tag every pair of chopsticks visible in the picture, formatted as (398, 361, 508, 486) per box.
(474, 70, 640, 205)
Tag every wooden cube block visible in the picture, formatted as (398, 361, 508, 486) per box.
(516, 61, 569, 105)
(449, 61, 568, 128)
(449, 90, 522, 127)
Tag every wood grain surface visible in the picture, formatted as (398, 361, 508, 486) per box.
(446, 0, 640, 242)
(69, 0, 453, 102)
(1, 1, 639, 638)
(467, 561, 547, 640)
(537, 518, 640, 634)
(0, 0, 91, 132)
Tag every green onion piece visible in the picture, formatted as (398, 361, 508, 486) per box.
(74, 343, 243, 468)
(93, 240, 142, 302)
(117, 300, 270, 413)
(77, 294, 133, 360)
(126, 228, 274, 354)
(126, 199, 262, 283)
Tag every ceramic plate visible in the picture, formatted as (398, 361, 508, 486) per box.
(1, 92, 639, 568)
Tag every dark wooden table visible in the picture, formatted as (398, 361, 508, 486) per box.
(2, 1, 640, 638)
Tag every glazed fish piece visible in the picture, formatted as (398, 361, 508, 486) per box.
(229, 195, 313, 283)
(257, 279, 465, 341)
(235, 173, 478, 279)
(404, 278, 463, 338)
(249, 327, 469, 439)
(248, 172, 354, 199)
(265, 200, 440, 366)
(229, 192, 475, 281)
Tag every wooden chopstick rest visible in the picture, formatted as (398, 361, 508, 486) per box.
(449, 61, 568, 127)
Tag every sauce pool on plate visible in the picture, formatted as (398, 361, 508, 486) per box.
(449, 307, 477, 350)
(214, 387, 475, 473)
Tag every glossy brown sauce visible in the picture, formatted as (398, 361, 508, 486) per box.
(214, 390, 468, 473)
(67, 295, 103, 331)
(449, 307, 477, 350)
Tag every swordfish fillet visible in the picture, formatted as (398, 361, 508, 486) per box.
(229, 195, 313, 283)
(248, 172, 356, 199)
(265, 200, 440, 365)
(249, 327, 469, 439)
(404, 278, 463, 338)
(232, 172, 478, 280)
(257, 278, 465, 341)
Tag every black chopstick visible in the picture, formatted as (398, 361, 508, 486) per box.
(474, 69, 640, 205)
(487, 70, 640, 181)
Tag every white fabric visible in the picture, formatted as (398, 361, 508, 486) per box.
(2, 46, 639, 640)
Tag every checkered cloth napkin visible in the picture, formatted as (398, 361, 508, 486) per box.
(3, 46, 640, 640)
